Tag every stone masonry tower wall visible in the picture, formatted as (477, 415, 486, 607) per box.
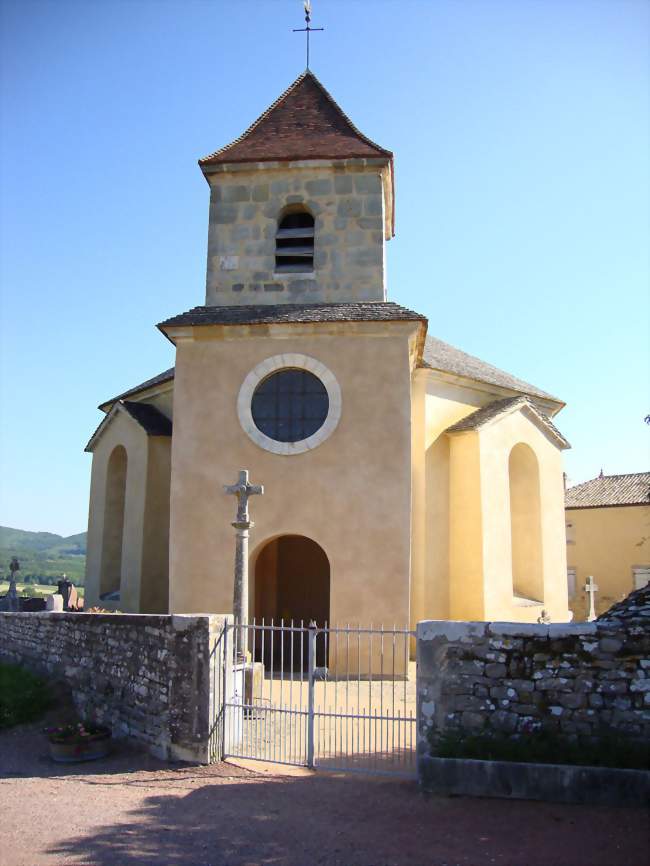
(203, 160, 390, 306)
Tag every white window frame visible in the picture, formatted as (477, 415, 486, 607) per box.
(237, 354, 342, 456)
(567, 567, 577, 599)
(632, 566, 650, 591)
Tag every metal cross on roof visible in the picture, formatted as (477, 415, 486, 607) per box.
(293, 1, 324, 70)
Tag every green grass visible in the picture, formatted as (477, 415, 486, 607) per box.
(0, 525, 86, 585)
(0, 663, 52, 729)
(430, 728, 650, 771)
(0, 582, 84, 599)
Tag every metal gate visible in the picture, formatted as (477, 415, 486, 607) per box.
(211, 621, 416, 776)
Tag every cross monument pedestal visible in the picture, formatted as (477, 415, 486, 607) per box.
(225, 469, 264, 662)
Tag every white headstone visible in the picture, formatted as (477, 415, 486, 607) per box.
(584, 575, 599, 622)
(46, 593, 63, 612)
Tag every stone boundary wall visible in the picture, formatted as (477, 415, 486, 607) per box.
(0, 611, 230, 762)
(416, 618, 649, 767)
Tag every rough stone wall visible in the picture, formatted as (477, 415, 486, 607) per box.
(204, 160, 388, 305)
(0, 611, 230, 762)
(417, 592, 650, 763)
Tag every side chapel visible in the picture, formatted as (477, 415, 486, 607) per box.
(84, 72, 572, 628)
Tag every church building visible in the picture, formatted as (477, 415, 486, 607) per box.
(84, 71, 572, 628)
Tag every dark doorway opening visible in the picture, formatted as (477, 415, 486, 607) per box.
(254, 535, 330, 670)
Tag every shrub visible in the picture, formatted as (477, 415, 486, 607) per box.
(430, 726, 650, 771)
(0, 663, 52, 729)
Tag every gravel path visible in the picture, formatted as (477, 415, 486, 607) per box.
(0, 722, 647, 866)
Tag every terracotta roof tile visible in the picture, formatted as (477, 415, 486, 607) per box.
(199, 72, 392, 167)
(565, 472, 650, 509)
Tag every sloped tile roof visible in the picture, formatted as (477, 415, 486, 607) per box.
(565, 472, 650, 509)
(85, 401, 172, 452)
(422, 335, 560, 403)
(199, 72, 392, 167)
(101, 310, 563, 412)
(98, 367, 174, 411)
(158, 301, 425, 330)
(444, 396, 570, 449)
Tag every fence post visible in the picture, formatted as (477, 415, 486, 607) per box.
(307, 621, 317, 769)
(221, 623, 229, 760)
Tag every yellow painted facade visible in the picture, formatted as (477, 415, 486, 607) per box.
(85, 405, 171, 613)
(84, 71, 572, 629)
(566, 504, 650, 620)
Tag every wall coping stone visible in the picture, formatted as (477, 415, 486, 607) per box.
(416, 621, 487, 642)
(487, 622, 551, 637)
(548, 623, 597, 637)
(419, 755, 650, 806)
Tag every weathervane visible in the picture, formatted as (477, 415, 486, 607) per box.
(293, 1, 324, 70)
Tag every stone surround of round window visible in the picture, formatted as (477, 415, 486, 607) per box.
(237, 355, 342, 455)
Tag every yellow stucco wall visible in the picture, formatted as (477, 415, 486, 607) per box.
(475, 412, 569, 622)
(140, 437, 172, 613)
(85, 410, 148, 612)
(85, 409, 171, 614)
(567, 504, 650, 620)
(167, 320, 418, 629)
(87, 331, 570, 630)
(410, 377, 570, 626)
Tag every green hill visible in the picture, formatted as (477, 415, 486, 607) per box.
(0, 526, 86, 586)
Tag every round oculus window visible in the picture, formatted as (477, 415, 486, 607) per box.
(251, 368, 329, 443)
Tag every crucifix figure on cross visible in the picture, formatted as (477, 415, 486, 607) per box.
(225, 470, 264, 661)
(584, 574, 599, 622)
(225, 469, 264, 526)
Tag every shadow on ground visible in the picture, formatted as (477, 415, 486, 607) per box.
(43, 767, 649, 866)
(1, 726, 647, 866)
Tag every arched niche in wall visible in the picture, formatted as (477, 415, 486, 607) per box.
(100, 444, 128, 599)
(508, 442, 544, 602)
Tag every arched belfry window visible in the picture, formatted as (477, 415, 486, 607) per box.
(275, 208, 314, 273)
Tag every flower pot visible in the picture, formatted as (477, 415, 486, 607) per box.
(48, 730, 111, 763)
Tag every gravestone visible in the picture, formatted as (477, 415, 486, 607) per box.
(585, 575, 599, 622)
(21, 597, 47, 612)
(46, 593, 63, 612)
(56, 576, 80, 611)
(3, 557, 21, 612)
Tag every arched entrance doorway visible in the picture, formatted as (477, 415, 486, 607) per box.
(254, 535, 330, 669)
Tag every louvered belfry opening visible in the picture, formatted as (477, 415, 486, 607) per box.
(275, 209, 315, 273)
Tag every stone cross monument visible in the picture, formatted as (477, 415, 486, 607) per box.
(7, 557, 20, 612)
(585, 575, 599, 622)
(225, 470, 264, 661)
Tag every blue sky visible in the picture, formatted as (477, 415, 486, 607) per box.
(1, 0, 648, 536)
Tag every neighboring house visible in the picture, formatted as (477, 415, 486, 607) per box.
(83, 71, 572, 628)
(566, 472, 650, 621)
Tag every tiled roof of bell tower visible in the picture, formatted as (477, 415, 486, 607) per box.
(199, 71, 392, 167)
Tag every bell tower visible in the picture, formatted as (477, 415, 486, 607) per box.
(198, 72, 394, 307)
